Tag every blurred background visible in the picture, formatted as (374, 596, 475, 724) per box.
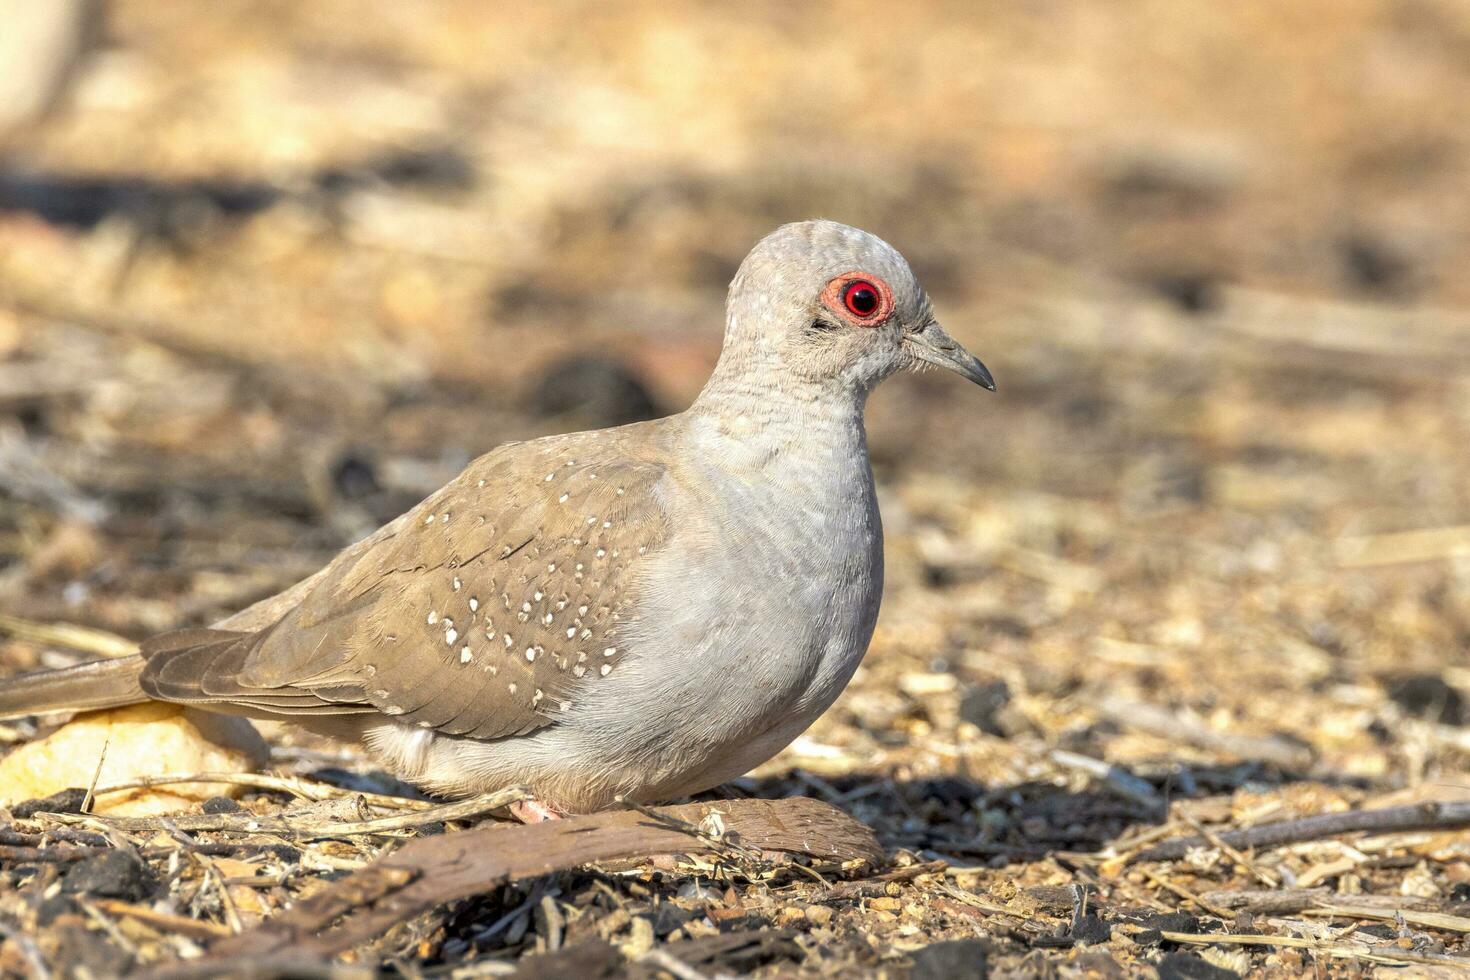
(1, 0, 1469, 893)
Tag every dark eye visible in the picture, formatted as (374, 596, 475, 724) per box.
(843, 280, 880, 318)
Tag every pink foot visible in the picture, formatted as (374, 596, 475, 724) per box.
(509, 798, 565, 823)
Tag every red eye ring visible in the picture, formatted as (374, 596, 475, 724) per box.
(820, 272, 893, 326)
(843, 280, 881, 318)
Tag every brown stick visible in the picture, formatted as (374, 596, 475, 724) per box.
(1308, 902, 1470, 934)
(814, 860, 948, 902)
(0, 844, 97, 863)
(91, 899, 234, 940)
(1202, 888, 1470, 918)
(1158, 930, 1466, 968)
(1130, 800, 1470, 862)
(145, 796, 879, 976)
(1197, 888, 1332, 915)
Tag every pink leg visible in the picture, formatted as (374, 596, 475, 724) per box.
(509, 798, 565, 823)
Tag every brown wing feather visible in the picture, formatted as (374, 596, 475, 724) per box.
(140, 629, 374, 716)
(138, 427, 669, 739)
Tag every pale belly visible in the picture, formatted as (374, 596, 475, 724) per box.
(366, 538, 882, 811)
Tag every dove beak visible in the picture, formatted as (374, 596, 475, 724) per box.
(905, 321, 996, 391)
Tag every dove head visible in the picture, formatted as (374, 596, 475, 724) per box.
(698, 220, 993, 407)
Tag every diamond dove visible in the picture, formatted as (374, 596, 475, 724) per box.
(0, 220, 994, 819)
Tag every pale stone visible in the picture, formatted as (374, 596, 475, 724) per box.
(0, 703, 267, 816)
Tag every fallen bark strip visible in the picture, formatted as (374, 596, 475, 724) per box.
(1130, 800, 1470, 862)
(147, 796, 879, 975)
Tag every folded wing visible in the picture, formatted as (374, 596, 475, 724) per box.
(138, 436, 669, 741)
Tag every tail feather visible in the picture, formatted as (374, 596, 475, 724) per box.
(0, 655, 148, 719)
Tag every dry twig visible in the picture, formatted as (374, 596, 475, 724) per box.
(91, 899, 234, 941)
(37, 787, 527, 839)
(1178, 812, 1279, 887)
(1097, 697, 1314, 770)
(1049, 749, 1165, 811)
(91, 771, 434, 810)
(1131, 799, 1470, 862)
(1307, 902, 1470, 934)
(0, 914, 53, 980)
(1136, 867, 1233, 920)
(815, 860, 948, 902)
(1160, 930, 1470, 968)
(0, 613, 137, 659)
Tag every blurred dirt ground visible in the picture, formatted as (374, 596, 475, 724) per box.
(1, 1, 1469, 976)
